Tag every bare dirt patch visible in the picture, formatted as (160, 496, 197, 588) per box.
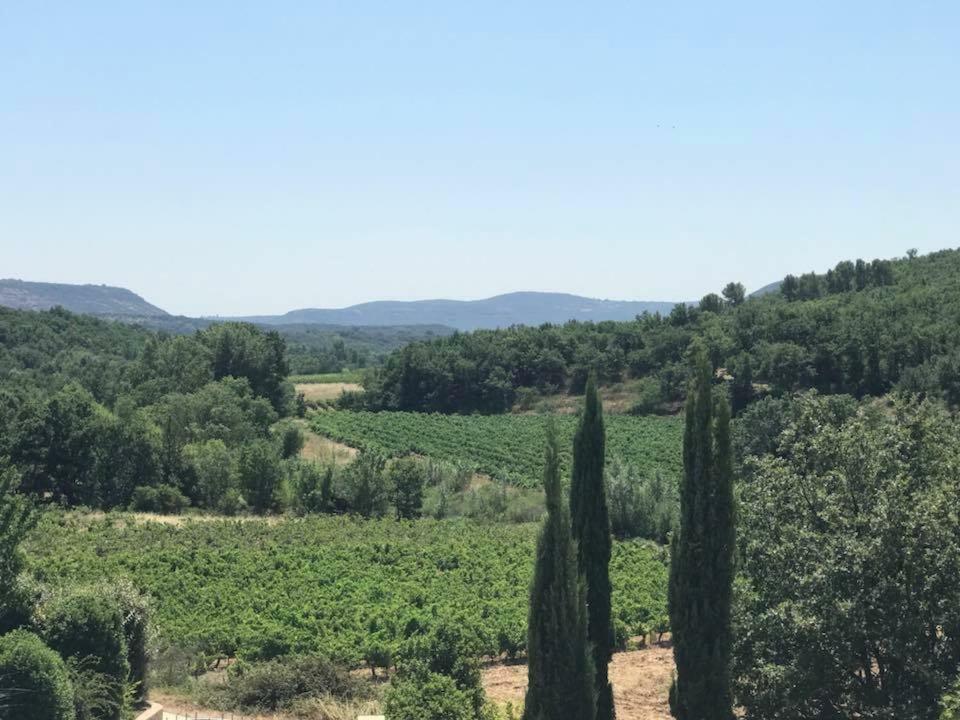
(296, 382, 362, 403)
(483, 644, 674, 720)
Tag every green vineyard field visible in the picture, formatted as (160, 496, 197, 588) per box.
(25, 514, 668, 666)
(310, 410, 683, 487)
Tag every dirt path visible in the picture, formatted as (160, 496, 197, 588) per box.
(483, 644, 674, 720)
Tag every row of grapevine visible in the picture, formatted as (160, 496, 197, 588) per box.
(310, 411, 682, 488)
(25, 513, 668, 666)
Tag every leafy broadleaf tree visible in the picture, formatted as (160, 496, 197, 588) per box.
(523, 422, 595, 720)
(570, 375, 615, 720)
(668, 343, 735, 720)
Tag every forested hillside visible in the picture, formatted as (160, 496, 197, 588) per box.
(0, 307, 294, 512)
(358, 249, 960, 414)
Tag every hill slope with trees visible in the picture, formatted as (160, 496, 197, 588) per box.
(357, 248, 960, 414)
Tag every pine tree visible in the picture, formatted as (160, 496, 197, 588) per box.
(524, 422, 596, 720)
(668, 343, 735, 720)
(570, 375, 615, 720)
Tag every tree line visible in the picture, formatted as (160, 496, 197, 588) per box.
(355, 248, 960, 415)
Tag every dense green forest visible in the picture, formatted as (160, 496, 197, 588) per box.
(0, 307, 294, 512)
(357, 248, 960, 414)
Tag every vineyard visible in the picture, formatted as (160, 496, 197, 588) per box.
(24, 513, 668, 667)
(310, 410, 683, 488)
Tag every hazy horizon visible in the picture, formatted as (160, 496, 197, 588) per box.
(3, 3, 958, 315)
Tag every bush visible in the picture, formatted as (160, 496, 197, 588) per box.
(388, 458, 425, 520)
(42, 590, 129, 720)
(341, 452, 389, 518)
(182, 440, 236, 510)
(385, 671, 474, 720)
(130, 484, 188, 514)
(397, 620, 485, 718)
(0, 630, 75, 720)
(107, 580, 151, 705)
(221, 655, 364, 711)
(237, 441, 285, 514)
(273, 420, 305, 459)
(289, 461, 334, 515)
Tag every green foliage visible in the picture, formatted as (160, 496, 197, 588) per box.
(523, 423, 595, 720)
(182, 439, 236, 511)
(0, 464, 36, 634)
(388, 457, 425, 519)
(0, 629, 75, 720)
(214, 655, 366, 711)
(397, 620, 487, 718)
(385, 671, 474, 720)
(273, 420, 305, 459)
(606, 459, 677, 543)
(341, 452, 389, 518)
(668, 344, 735, 720)
(0, 308, 295, 512)
(734, 393, 960, 719)
(237, 440, 285, 514)
(943, 677, 960, 720)
(25, 515, 667, 668)
(359, 249, 960, 414)
(130, 485, 188, 514)
(42, 590, 129, 720)
(569, 376, 614, 720)
(311, 410, 682, 489)
(289, 462, 334, 514)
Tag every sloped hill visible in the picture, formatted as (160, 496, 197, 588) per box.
(244, 291, 679, 331)
(0, 279, 168, 317)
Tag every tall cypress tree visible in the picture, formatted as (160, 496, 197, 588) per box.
(668, 343, 735, 720)
(524, 422, 595, 720)
(570, 374, 615, 720)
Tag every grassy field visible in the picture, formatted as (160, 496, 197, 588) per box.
(290, 370, 365, 384)
(310, 410, 683, 488)
(25, 513, 668, 667)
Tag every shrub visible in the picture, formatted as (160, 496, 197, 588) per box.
(0, 630, 75, 720)
(237, 441, 285, 514)
(107, 580, 151, 705)
(182, 440, 236, 510)
(130, 484, 188, 514)
(273, 420, 305, 459)
(221, 655, 364, 711)
(388, 458, 425, 520)
(42, 590, 129, 720)
(340, 452, 389, 518)
(397, 620, 485, 718)
(384, 671, 473, 720)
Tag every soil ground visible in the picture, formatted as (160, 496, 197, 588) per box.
(483, 643, 674, 720)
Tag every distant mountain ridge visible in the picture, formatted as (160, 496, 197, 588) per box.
(0, 281, 690, 331)
(0, 279, 168, 317)
(235, 292, 680, 331)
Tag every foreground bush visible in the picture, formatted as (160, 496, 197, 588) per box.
(219, 655, 366, 711)
(0, 629, 75, 720)
(42, 591, 129, 720)
(385, 671, 474, 720)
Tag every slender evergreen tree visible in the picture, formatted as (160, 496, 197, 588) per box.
(570, 374, 615, 720)
(668, 343, 735, 720)
(524, 422, 595, 720)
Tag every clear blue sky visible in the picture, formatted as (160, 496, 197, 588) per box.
(2, 2, 958, 316)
